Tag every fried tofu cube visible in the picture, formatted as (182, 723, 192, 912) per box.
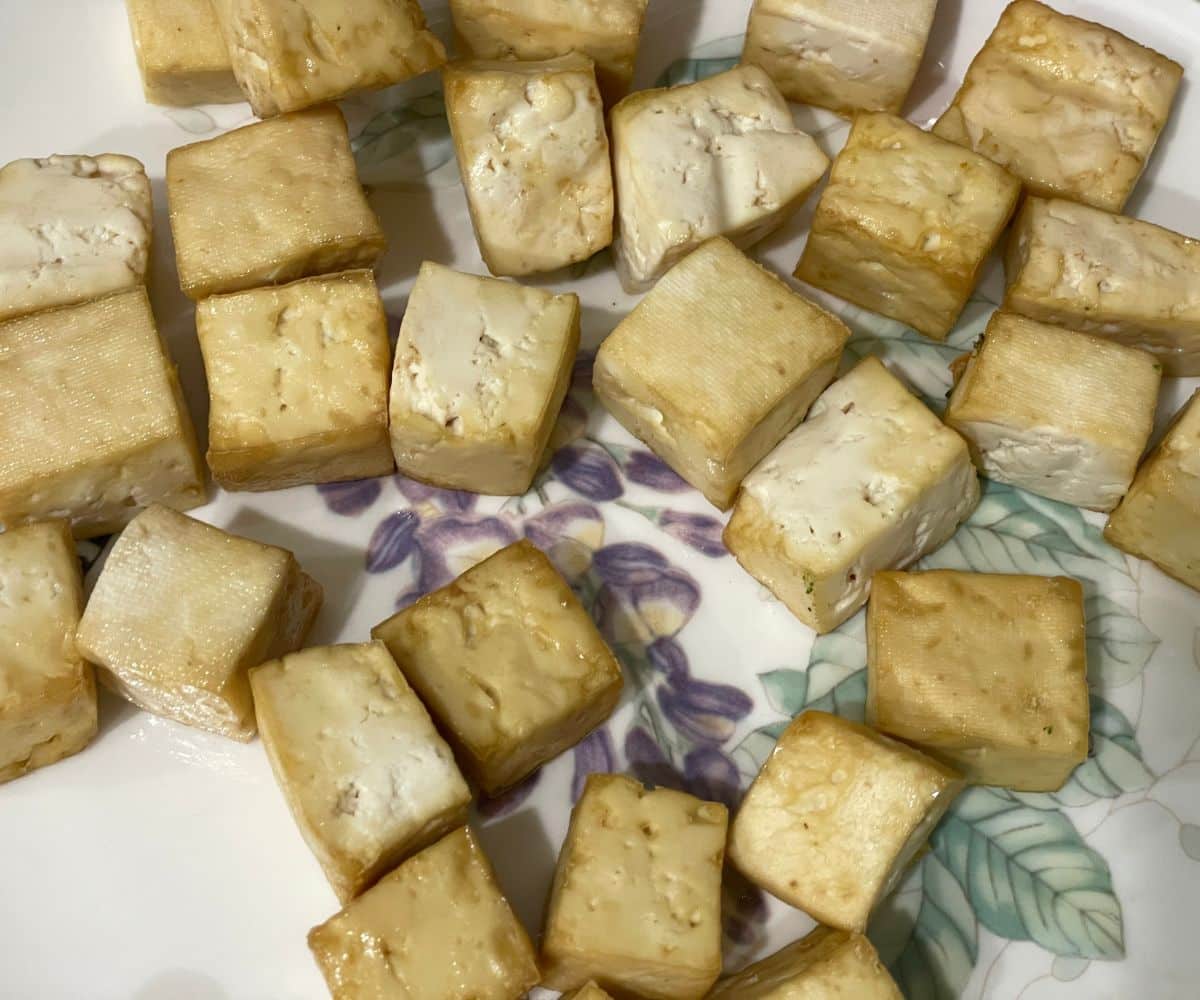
(946, 312, 1161, 512)
(541, 773, 727, 999)
(388, 262, 580, 495)
(212, 0, 445, 118)
(708, 926, 902, 999)
(562, 984, 615, 1000)
(373, 540, 622, 796)
(934, 0, 1182, 214)
(0, 154, 152, 322)
(166, 105, 385, 300)
(1004, 197, 1200, 376)
(730, 711, 962, 931)
(866, 570, 1090, 791)
(742, 0, 937, 116)
(725, 357, 980, 634)
(124, 0, 243, 106)
(75, 505, 321, 741)
(612, 64, 829, 292)
(0, 289, 205, 538)
(1105, 391, 1200, 592)
(0, 521, 96, 785)
(445, 55, 614, 277)
(309, 826, 538, 999)
(796, 112, 1021, 340)
(594, 238, 850, 510)
(196, 270, 394, 491)
(250, 642, 470, 902)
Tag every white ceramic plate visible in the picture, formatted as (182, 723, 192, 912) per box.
(3, 1, 1199, 997)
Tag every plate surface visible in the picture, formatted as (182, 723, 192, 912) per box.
(2, 2, 1199, 998)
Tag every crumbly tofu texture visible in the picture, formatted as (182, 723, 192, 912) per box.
(743, 0, 937, 115)
(0, 154, 152, 322)
(708, 927, 903, 999)
(1004, 197, 1200, 376)
(725, 357, 980, 634)
(594, 237, 850, 509)
(212, 0, 445, 117)
(934, 0, 1182, 213)
(0, 521, 96, 785)
(946, 311, 1161, 512)
(166, 105, 385, 300)
(729, 711, 963, 932)
(541, 773, 728, 999)
(197, 270, 394, 491)
(1105, 391, 1200, 592)
(308, 826, 539, 1000)
(373, 540, 622, 796)
(612, 64, 830, 292)
(388, 262, 580, 495)
(125, 0, 243, 106)
(796, 112, 1021, 340)
(75, 505, 322, 741)
(0, 289, 206, 539)
(250, 642, 471, 903)
(867, 570, 1090, 791)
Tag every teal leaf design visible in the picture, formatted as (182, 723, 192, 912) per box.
(1182, 825, 1200, 862)
(1086, 595, 1160, 688)
(656, 55, 739, 88)
(352, 92, 454, 182)
(731, 720, 786, 782)
(804, 612, 868, 721)
(805, 667, 867, 719)
(759, 668, 808, 716)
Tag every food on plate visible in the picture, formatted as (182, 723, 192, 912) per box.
(0, 154, 152, 322)
(308, 826, 538, 1000)
(593, 237, 849, 510)
(866, 570, 1090, 791)
(372, 540, 622, 796)
(0, 521, 96, 785)
(934, 0, 1182, 213)
(796, 112, 1021, 340)
(724, 357, 980, 634)
(75, 505, 321, 741)
(1004, 197, 1200, 376)
(540, 773, 727, 998)
(742, 0, 937, 116)
(561, 984, 615, 1000)
(166, 105, 385, 300)
(124, 0, 243, 106)
(729, 711, 962, 932)
(0, 289, 205, 538)
(387, 262, 579, 495)
(611, 64, 829, 292)
(196, 270, 394, 491)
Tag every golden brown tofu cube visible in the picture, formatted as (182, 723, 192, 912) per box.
(124, 0, 243, 106)
(562, 984, 615, 1000)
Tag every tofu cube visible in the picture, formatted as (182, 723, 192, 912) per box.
(613, 64, 830, 292)
(594, 237, 850, 510)
(946, 312, 1161, 511)
(445, 55, 614, 277)
(796, 112, 1021, 340)
(449, 0, 649, 105)
(125, 0, 243, 106)
(309, 826, 538, 999)
(1105, 391, 1200, 592)
(708, 927, 902, 999)
(725, 357, 980, 634)
(730, 711, 962, 931)
(0, 289, 206, 538)
(1004, 197, 1200, 376)
(388, 262, 580, 495)
(0, 521, 97, 785)
(250, 642, 471, 902)
(562, 984, 615, 1000)
(197, 270, 394, 492)
(75, 505, 322, 741)
(541, 773, 727, 998)
(934, 0, 1182, 214)
(743, 0, 937, 116)
(212, 0, 445, 118)
(0, 154, 152, 322)
(372, 540, 622, 796)
(866, 570, 1090, 791)
(166, 105, 386, 300)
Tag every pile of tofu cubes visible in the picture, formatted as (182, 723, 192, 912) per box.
(1, 0, 1199, 998)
